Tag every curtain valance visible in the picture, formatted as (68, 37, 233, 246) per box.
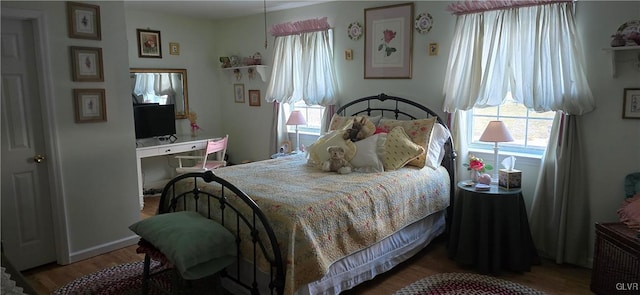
(270, 17, 330, 37)
(447, 0, 572, 15)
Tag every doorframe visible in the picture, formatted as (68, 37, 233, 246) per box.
(2, 8, 70, 264)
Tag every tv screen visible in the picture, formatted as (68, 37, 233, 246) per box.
(133, 104, 176, 139)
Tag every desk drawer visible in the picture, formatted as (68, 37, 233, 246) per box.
(159, 141, 206, 155)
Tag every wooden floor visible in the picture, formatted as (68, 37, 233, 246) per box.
(23, 196, 593, 295)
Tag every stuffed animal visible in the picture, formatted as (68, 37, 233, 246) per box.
(343, 117, 375, 142)
(322, 146, 352, 174)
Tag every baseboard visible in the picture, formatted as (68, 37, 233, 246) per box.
(66, 235, 139, 264)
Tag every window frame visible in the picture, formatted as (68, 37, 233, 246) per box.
(287, 102, 324, 135)
(468, 101, 554, 157)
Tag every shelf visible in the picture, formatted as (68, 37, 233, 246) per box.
(602, 46, 640, 77)
(222, 65, 268, 82)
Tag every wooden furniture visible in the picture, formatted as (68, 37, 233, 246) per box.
(136, 135, 215, 209)
(175, 135, 228, 173)
(591, 223, 640, 294)
(448, 181, 539, 274)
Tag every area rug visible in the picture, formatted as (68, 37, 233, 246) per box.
(52, 260, 173, 295)
(394, 273, 547, 295)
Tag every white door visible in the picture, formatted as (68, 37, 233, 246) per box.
(1, 17, 56, 270)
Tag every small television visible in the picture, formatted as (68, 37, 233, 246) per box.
(133, 103, 176, 139)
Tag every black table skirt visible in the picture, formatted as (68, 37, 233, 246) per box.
(448, 188, 540, 274)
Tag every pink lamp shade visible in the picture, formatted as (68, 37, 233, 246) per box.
(479, 121, 514, 143)
(286, 110, 307, 126)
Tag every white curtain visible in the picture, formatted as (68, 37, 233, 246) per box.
(265, 29, 338, 106)
(443, 1, 594, 266)
(443, 2, 594, 113)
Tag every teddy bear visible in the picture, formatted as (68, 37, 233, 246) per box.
(343, 117, 375, 142)
(322, 146, 352, 174)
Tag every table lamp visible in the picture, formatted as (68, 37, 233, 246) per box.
(286, 110, 307, 153)
(479, 120, 514, 182)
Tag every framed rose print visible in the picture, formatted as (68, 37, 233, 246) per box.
(364, 3, 414, 79)
(248, 90, 261, 106)
(623, 88, 640, 119)
(137, 29, 162, 58)
(74, 88, 106, 123)
(67, 1, 101, 40)
(70, 46, 104, 82)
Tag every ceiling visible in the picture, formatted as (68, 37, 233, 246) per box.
(124, 1, 330, 20)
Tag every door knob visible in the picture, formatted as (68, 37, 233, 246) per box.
(33, 154, 45, 163)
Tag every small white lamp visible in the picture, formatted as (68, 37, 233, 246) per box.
(479, 121, 514, 182)
(286, 110, 307, 153)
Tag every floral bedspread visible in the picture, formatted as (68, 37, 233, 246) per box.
(205, 153, 450, 294)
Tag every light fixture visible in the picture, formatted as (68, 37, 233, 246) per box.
(479, 120, 514, 183)
(286, 111, 307, 153)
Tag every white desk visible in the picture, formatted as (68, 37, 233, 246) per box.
(136, 135, 215, 209)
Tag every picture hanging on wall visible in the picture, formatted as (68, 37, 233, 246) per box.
(67, 1, 101, 40)
(234, 84, 245, 103)
(364, 3, 414, 79)
(137, 29, 162, 58)
(74, 88, 107, 123)
(70, 46, 104, 82)
(623, 88, 640, 119)
(248, 90, 261, 106)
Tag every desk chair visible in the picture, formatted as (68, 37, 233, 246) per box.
(176, 135, 228, 173)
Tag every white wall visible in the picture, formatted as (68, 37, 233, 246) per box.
(1, 1, 140, 262)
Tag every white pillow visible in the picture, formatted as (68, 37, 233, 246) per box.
(426, 123, 452, 169)
(350, 134, 386, 173)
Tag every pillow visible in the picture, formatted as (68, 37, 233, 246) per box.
(328, 114, 354, 131)
(378, 117, 437, 168)
(129, 211, 236, 279)
(618, 194, 640, 231)
(328, 114, 377, 134)
(383, 126, 425, 171)
(307, 130, 357, 166)
(425, 123, 452, 169)
(350, 133, 386, 173)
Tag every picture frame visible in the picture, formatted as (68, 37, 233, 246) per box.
(234, 84, 245, 103)
(67, 1, 101, 40)
(248, 90, 261, 106)
(73, 88, 107, 123)
(622, 88, 640, 119)
(70, 46, 104, 82)
(428, 43, 439, 56)
(279, 141, 291, 154)
(345, 49, 353, 60)
(169, 42, 180, 55)
(137, 29, 162, 58)
(364, 3, 414, 79)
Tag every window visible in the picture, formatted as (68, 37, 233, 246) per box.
(469, 96, 554, 156)
(287, 101, 324, 135)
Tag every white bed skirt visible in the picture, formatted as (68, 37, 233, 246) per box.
(223, 210, 446, 295)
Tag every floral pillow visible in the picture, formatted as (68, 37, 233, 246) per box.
(378, 117, 437, 168)
(382, 126, 425, 171)
(307, 130, 357, 167)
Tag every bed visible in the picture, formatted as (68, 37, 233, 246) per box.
(141, 93, 456, 295)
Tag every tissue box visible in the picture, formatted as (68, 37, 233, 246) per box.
(499, 169, 522, 189)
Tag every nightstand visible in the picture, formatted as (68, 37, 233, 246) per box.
(448, 181, 540, 274)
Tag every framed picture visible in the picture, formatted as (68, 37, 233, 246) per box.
(73, 89, 106, 123)
(364, 3, 414, 79)
(248, 90, 261, 106)
(428, 43, 438, 56)
(234, 84, 245, 103)
(169, 42, 180, 55)
(345, 49, 353, 60)
(279, 141, 291, 154)
(67, 1, 101, 40)
(623, 88, 640, 119)
(70, 46, 104, 82)
(137, 29, 162, 58)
